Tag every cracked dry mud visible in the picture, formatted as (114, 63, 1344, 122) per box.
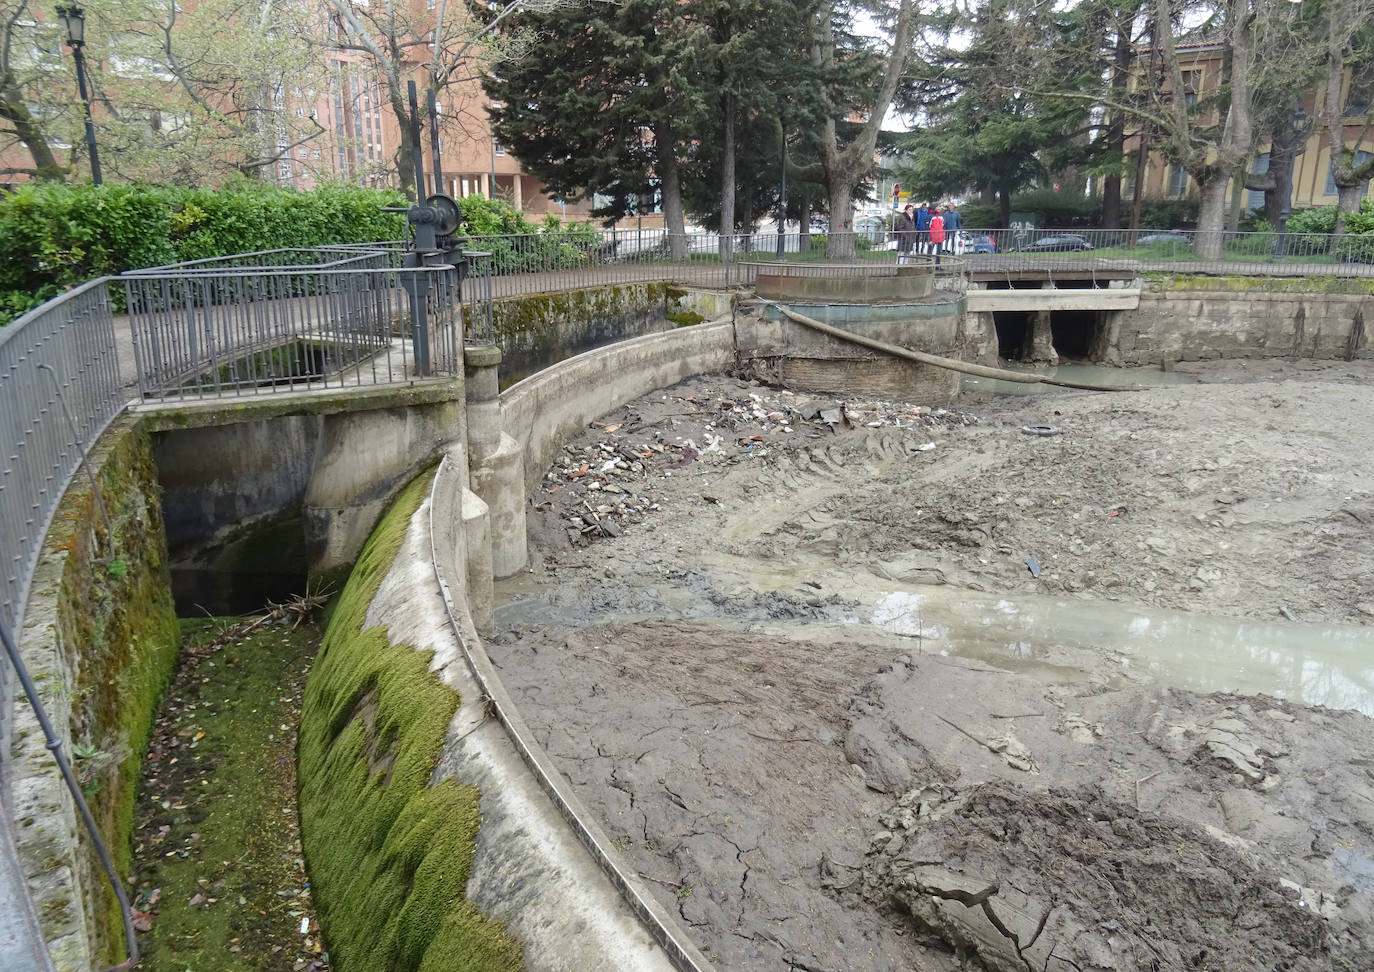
(488, 361, 1374, 971)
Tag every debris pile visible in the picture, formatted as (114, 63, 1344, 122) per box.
(537, 378, 981, 547)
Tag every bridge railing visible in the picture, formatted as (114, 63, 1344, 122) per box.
(123, 262, 465, 400)
(458, 226, 1374, 298)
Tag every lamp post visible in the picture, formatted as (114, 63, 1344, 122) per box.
(1274, 104, 1307, 258)
(56, 3, 102, 185)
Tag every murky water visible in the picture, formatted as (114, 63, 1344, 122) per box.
(866, 586, 1374, 716)
(959, 362, 1196, 397)
(497, 566, 1374, 717)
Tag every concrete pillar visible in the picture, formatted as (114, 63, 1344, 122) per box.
(465, 345, 528, 579)
(303, 399, 461, 583)
(1026, 309, 1059, 364)
(513, 175, 523, 212)
(462, 488, 494, 633)
(480, 172, 490, 198)
(1025, 283, 1059, 364)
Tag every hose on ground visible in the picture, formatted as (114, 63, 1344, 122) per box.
(760, 299, 1136, 392)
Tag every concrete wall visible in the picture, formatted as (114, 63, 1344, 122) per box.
(734, 297, 973, 401)
(494, 282, 698, 387)
(1102, 278, 1373, 365)
(502, 320, 737, 498)
(143, 385, 464, 599)
(13, 421, 180, 971)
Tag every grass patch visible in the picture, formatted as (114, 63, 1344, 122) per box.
(131, 617, 325, 971)
(297, 472, 522, 972)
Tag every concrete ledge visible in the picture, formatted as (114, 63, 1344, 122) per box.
(502, 319, 736, 496)
(427, 457, 712, 971)
(132, 378, 463, 431)
(966, 289, 1142, 312)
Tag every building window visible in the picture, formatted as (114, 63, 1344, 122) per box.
(1167, 164, 1189, 197)
(311, 149, 321, 159)
(1325, 150, 1373, 197)
(493, 138, 505, 157)
(1247, 152, 1269, 210)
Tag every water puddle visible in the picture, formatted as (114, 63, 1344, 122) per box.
(496, 565, 1374, 717)
(868, 587, 1374, 716)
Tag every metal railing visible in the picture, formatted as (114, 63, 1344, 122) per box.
(458, 226, 1374, 299)
(0, 279, 127, 971)
(0, 278, 124, 655)
(123, 263, 464, 399)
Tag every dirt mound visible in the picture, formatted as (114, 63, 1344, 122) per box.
(864, 781, 1361, 971)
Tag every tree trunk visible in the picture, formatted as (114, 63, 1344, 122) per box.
(719, 94, 735, 263)
(658, 129, 689, 261)
(1101, 174, 1123, 230)
(799, 197, 812, 252)
(825, 177, 855, 259)
(997, 185, 1012, 229)
(1193, 175, 1232, 260)
(1334, 183, 1365, 239)
(0, 85, 66, 181)
(1101, 23, 1133, 229)
(980, 184, 996, 206)
(1263, 135, 1298, 230)
(1227, 169, 1244, 231)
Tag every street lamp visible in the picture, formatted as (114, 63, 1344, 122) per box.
(56, 3, 102, 185)
(1275, 104, 1306, 258)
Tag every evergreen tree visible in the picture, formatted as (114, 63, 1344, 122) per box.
(483, 0, 705, 258)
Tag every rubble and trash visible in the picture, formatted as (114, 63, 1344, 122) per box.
(540, 378, 980, 549)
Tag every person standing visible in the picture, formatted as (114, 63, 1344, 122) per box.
(915, 201, 931, 253)
(944, 204, 962, 249)
(895, 204, 917, 263)
(928, 207, 946, 264)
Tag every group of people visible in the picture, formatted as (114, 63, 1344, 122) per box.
(894, 202, 961, 262)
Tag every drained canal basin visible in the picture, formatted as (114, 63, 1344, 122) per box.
(490, 360, 1374, 970)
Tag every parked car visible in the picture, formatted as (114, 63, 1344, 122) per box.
(955, 232, 997, 254)
(1017, 234, 1094, 252)
(1135, 232, 1192, 247)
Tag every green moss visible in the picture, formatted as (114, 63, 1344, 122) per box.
(298, 472, 522, 972)
(1149, 273, 1374, 295)
(132, 619, 325, 970)
(667, 310, 706, 327)
(41, 420, 182, 964)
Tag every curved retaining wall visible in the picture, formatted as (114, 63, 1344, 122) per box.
(501, 318, 737, 497)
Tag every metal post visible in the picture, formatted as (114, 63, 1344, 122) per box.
(57, 4, 102, 185)
(775, 140, 787, 258)
(428, 89, 444, 199)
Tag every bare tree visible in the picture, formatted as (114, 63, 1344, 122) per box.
(1, 1, 69, 180)
(1315, 0, 1374, 237)
(787, 0, 917, 259)
(325, 0, 564, 198)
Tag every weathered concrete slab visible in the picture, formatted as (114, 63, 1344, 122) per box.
(966, 288, 1142, 312)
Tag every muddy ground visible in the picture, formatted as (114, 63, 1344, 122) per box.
(487, 360, 1374, 971)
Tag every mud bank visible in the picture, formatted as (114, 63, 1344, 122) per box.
(490, 362, 1374, 970)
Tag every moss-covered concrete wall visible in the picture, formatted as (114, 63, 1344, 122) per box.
(12, 418, 181, 970)
(298, 471, 521, 972)
(494, 282, 691, 387)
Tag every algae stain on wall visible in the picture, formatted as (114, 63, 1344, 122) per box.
(493, 282, 690, 387)
(15, 419, 181, 968)
(298, 472, 522, 972)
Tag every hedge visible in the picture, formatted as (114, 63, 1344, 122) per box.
(0, 184, 608, 326)
(0, 181, 407, 324)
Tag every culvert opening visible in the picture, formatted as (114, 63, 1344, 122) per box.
(167, 514, 309, 615)
(1050, 309, 1101, 359)
(994, 310, 1032, 358)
